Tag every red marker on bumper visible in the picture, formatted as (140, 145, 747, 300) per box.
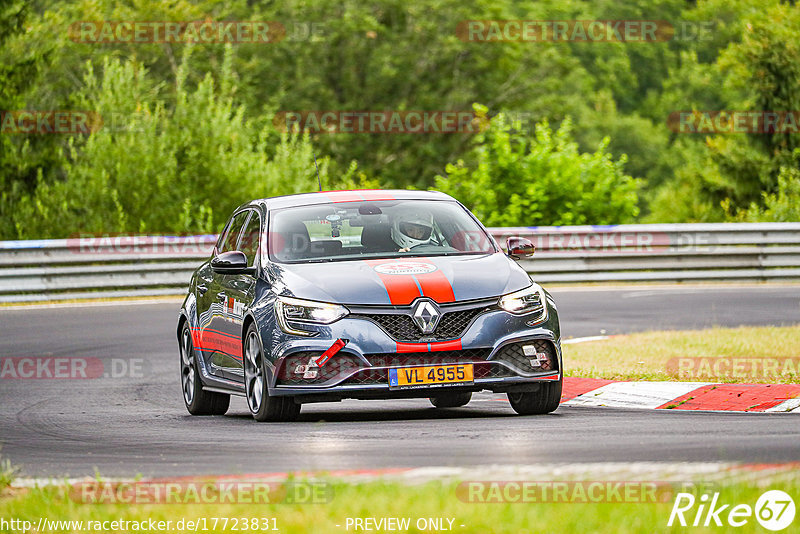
(315, 339, 348, 367)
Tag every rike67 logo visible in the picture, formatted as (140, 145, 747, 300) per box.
(668, 490, 795, 530)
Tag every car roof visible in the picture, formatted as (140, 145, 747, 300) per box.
(244, 189, 456, 211)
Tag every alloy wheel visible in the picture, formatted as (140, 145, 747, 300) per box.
(244, 331, 264, 413)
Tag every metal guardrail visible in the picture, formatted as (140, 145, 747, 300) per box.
(1, 223, 799, 302)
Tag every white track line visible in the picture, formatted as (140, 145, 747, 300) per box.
(765, 398, 800, 413)
(0, 297, 183, 311)
(564, 381, 713, 409)
(561, 335, 610, 345)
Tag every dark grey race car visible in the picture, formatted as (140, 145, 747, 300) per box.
(177, 190, 562, 421)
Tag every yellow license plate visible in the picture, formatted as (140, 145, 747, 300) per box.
(388, 364, 474, 389)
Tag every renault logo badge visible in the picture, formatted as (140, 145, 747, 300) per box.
(412, 299, 441, 334)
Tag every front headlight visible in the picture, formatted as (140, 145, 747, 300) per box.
(498, 283, 548, 323)
(275, 296, 349, 336)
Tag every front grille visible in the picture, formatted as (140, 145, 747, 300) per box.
(354, 306, 486, 342)
(474, 364, 515, 379)
(436, 308, 486, 338)
(368, 314, 418, 340)
(275, 344, 553, 387)
(493, 340, 558, 375)
(276, 351, 363, 385)
(343, 369, 390, 385)
(343, 360, 499, 386)
(366, 349, 491, 368)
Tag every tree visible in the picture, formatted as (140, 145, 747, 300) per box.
(435, 107, 639, 226)
(12, 49, 370, 238)
(0, 0, 54, 238)
(728, 149, 800, 222)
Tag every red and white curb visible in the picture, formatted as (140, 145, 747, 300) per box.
(562, 378, 800, 412)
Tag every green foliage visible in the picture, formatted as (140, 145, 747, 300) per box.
(726, 150, 800, 222)
(647, 0, 800, 221)
(0, 455, 17, 489)
(12, 50, 369, 238)
(2, 0, 799, 238)
(0, 0, 56, 238)
(644, 138, 728, 223)
(436, 108, 639, 226)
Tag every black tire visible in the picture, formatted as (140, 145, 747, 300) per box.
(180, 323, 230, 415)
(244, 324, 301, 422)
(507, 377, 562, 415)
(429, 391, 472, 408)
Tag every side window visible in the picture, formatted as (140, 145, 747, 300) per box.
(238, 211, 261, 266)
(219, 211, 249, 253)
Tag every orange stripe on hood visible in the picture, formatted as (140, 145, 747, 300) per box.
(365, 260, 422, 305)
(415, 269, 455, 303)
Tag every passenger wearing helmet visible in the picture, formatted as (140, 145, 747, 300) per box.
(392, 211, 434, 252)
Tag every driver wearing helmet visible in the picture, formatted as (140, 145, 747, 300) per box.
(392, 211, 434, 252)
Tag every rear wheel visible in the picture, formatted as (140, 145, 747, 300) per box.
(429, 391, 472, 408)
(180, 323, 230, 415)
(244, 324, 300, 422)
(507, 377, 562, 415)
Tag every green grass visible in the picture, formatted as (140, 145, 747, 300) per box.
(2, 477, 799, 533)
(563, 325, 800, 383)
(0, 458, 17, 491)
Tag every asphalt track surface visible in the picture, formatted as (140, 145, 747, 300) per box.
(1, 285, 799, 477)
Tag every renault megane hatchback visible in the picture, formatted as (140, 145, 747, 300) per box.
(177, 190, 562, 421)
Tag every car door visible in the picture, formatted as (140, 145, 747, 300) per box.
(194, 212, 238, 375)
(213, 208, 262, 382)
(204, 209, 251, 379)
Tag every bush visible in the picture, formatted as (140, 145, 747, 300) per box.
(12, 47, 369, 239)
(435, 106, 640, 227)
(727, 151, 800, 222)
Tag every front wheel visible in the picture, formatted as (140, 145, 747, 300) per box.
(507, 377, 562, 415)
(244, 325, 300, 422)
(180, 323, 230, 415)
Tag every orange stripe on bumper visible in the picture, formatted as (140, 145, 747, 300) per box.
(396, 342, 427, 353)
(396, 339, 463, 353)
(430, 339, 462, 351)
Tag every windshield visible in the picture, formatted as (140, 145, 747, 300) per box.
(266, 199, 496, 264)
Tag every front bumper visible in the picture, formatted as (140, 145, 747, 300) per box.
(262, 297, 562, 400)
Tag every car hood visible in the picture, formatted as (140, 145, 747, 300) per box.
(270, 252, 532, 306)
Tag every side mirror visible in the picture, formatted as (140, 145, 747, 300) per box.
(211, 250, 254, 275)
(506, 237, 535, 260)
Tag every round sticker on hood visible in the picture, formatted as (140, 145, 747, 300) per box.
(373, 261, 437, 275)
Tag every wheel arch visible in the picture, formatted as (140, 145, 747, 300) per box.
(242, 312, 258, 352)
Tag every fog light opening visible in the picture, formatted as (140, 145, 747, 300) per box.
(522, 344, 554, 370)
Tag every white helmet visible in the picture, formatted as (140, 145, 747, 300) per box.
(392, 210, 434, 250)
